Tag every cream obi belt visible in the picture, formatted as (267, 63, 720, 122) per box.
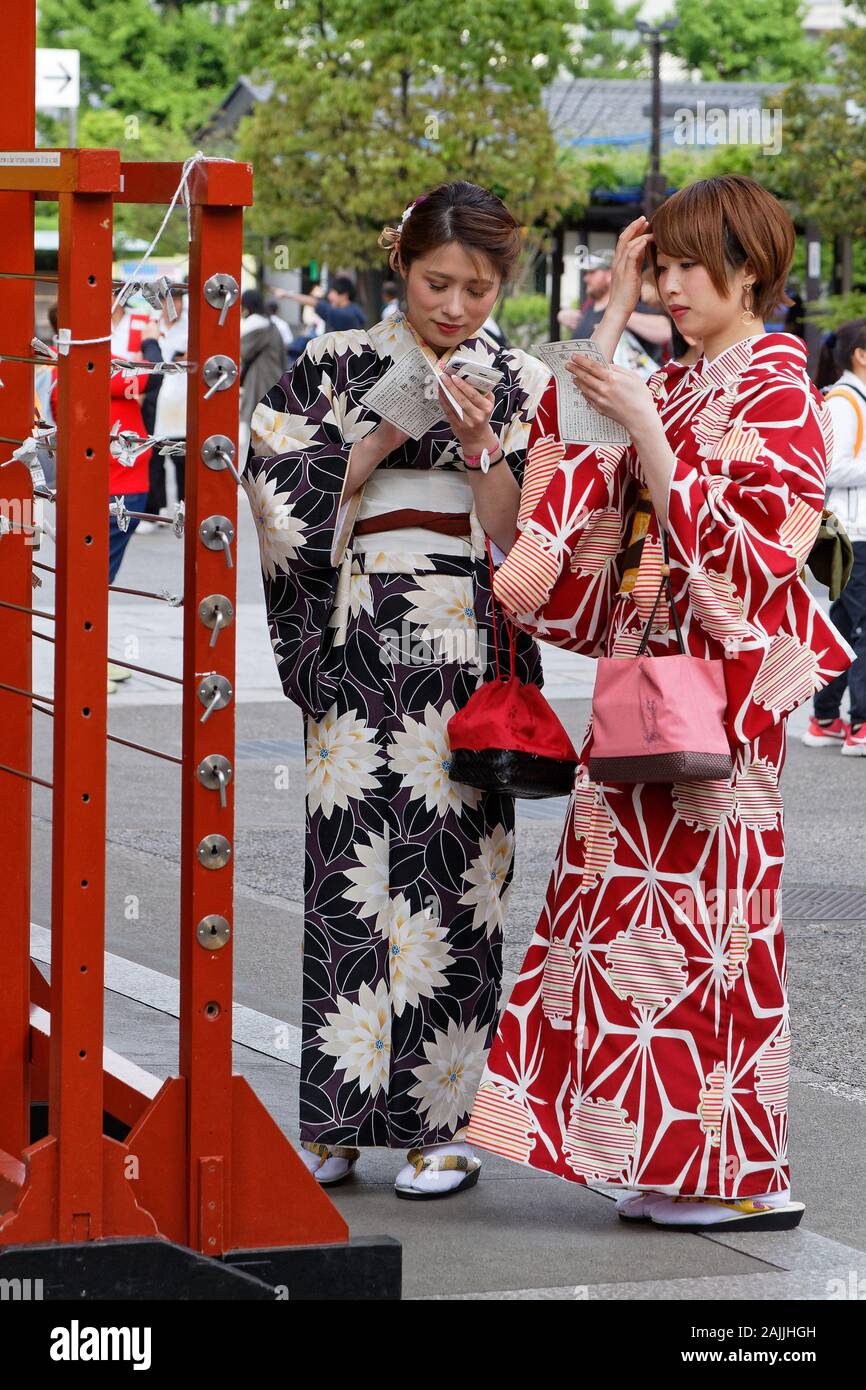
(352, 468, 475, 557)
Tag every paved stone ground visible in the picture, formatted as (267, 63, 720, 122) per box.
(24, 495, 866, 1300)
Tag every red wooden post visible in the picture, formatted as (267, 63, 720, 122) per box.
(49, 176, 118, 1240)
(180, 187, 244, 1256)
(0, 0, 36, 1175)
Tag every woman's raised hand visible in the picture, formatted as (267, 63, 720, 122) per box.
(607, 216, 654, 321)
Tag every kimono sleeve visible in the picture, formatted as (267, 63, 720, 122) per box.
(495, 349, 552, 490)
(240, 341, 355, 720)
(664, 375, 852, 744)
(492, 377, 633, 654)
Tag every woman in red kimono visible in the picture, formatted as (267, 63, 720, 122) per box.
(466, 175, 853, 1231)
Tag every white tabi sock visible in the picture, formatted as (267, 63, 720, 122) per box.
(649, 1187, 792, 1226)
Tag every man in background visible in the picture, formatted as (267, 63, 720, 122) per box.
(558, 248, 671, 365)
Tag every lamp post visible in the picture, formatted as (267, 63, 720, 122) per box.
(636, 18, 679, 218)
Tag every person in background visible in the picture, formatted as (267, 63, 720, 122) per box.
(52, 302, 154, 693)
(137, 302, 169, 532)
(803, 317, 866, 755)
(480, 311, 508, 349)
(558, 248, 671, 365)
(274, 275, 366, 332)
(381, 278, 401, 319)
(784, 285, 805, 341)
(267, 296, 294, 350)
(239, 288, 289, 463)
(282, 285, 326, 367)
(35, 302, 58, 430)
(146, 286, 189, 520)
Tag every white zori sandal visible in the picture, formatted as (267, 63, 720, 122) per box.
(299, 1141, 360, 1187)
(394, 1143, 482, 1201)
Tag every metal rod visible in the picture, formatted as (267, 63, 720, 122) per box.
(34, 627, 181, 683)
(0, 434, 27, 445)
(36, 560, 182, 608)
(0, 270, 59, 283)
(0, 679, 55, 704)
(104, 655, 183, 685)
(0, 273, 192, 292)
(0, 599, 55, 620)
(0, 353, 56, 366)
(108, 581, 183, 604)
(105, 731, 182, 766)
(122, 508, 178, 525)
(0, 761, 52, 790)
(35, 488, 182, 532)
(32, 701, 182, 765)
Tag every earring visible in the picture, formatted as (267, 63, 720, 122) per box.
(741, 282, 756, 324)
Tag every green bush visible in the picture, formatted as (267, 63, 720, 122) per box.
(499, 294, 550, 349)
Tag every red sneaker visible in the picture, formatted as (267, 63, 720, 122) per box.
(802, 716, 848, 748)
(841, 722, 866, 757)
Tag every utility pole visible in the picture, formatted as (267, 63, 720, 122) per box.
(636, 19, 678, 218)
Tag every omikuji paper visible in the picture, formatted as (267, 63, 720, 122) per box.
(533, 338, 629, 446)
(361, 346, 451, 440)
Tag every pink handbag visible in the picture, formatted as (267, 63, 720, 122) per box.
(588, 531, 734, 784)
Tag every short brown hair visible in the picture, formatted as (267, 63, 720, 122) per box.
(378, 181, 522, 283)
(649, 175, 794, 322)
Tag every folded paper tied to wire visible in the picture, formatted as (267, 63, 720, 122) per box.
(532, 338, 629, 446)
(109, 424, 185, 469)
(31, 335, 57, 361)
(117, 275, 179, 319)
(112, 358, 193, 377)
(108, 497, 184, 538)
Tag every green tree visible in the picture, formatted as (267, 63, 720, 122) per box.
(570, 0, 646, 78)
(238, 0, 578, 301)
(668, 0, 828, 82)
(37, 1, 238, 248)
(37, 0, 236, 133)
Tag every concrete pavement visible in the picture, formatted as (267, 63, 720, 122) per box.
(25, 493, 866, 1299)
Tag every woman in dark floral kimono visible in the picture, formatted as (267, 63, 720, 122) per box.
(241, 181, 550, 1198)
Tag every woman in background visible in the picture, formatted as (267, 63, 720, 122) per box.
(803, 318, 866, 754)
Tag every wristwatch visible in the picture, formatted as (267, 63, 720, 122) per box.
(463, 443, 505, 473)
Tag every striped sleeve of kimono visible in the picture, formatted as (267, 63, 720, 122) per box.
(664, 372, 853, 744)
(492, 376, 633, 653)
(240, 338, 353, 718)
(495, 349, 552, 489)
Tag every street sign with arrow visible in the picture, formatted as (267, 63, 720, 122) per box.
(36, 49, 80, 111)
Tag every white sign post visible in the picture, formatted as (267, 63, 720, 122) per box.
(36, 49, 81, 144)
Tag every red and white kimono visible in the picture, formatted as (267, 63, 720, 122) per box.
(466, 332, 853, 1198)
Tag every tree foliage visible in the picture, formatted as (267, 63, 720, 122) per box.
(238, 0, 578, 272)
(667, 0, 828, 82)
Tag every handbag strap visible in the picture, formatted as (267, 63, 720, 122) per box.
(636, 526, 686, 657)
(486, 537, 516, 681)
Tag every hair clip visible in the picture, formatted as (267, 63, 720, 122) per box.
(398, 194, 427, 230)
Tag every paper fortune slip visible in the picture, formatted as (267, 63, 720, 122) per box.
(532, 338, 629, 446)
(361, 345, 464, 440)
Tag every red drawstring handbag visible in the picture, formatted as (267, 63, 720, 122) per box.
(447, 542, 579, 798)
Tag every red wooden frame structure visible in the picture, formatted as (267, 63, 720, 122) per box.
(0, 5, 397, 1297)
